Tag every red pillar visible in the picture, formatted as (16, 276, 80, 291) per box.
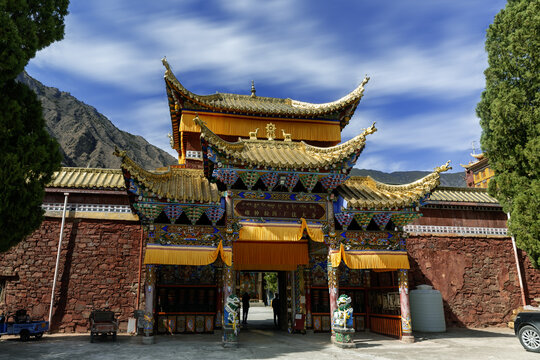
(398, 269, 414, 343)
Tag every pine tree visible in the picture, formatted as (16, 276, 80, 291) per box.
(0, 1, 69, 252)
(476, 0, 540, 267)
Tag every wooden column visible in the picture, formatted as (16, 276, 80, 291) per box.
(305, 267, 312, 328)
(327, 263, 339, 324)
(326, 199, 339, 326)
(222, 190, 238, 346)
(215, 266, 223, 328)
(398, 269, 414, 343)
(223, 190, 236, 303)
(257, 272, 263, 301)
(223, 265, 234, 303)
(143, 264, 156, 343)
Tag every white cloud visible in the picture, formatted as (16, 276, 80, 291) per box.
(30, 15, 162, 94)
(30, 1, 489, 102)
(26, 1, 504, 172)
(345, 107, 482, 153)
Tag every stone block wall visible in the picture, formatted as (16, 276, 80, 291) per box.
(0, 218, 142, 333)
(407, 234, 539, 327)
(521, 252, 540, 305)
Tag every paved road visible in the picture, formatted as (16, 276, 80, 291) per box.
(0, 307, 536, 360)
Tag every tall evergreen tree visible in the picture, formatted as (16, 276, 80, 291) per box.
(477, 0, 540, 267)
(0, 1, 69, 252)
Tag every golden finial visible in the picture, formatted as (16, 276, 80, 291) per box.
(251, 80, 256, 98)
(265, 123, 276, 140)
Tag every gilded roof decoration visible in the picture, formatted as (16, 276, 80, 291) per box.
(49, 168, 125, 189)
(114, 148, 220, 204)
(461, 152, 489, 170)
(338, 163, 451, 209)
(427, 187, 499, 204)
(162, 57, 369, 121)
(196, 115, 377, 169)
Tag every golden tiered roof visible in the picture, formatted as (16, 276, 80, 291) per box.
(163, 58, 369, 121)
(427, 187, 499, 205)
(196, 115, 377, 170)
(114, 149, 220, 204)
(338, 162, 451, 209)
(49, 168, 125, 190)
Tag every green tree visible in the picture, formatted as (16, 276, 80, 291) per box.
(0, 0, 69, 84)
(0, 1, 69, 252)
(476, 0, 540, 267)
(264, 272, 278, 294)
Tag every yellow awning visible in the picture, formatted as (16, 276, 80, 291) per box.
(330, 244, 409, 270)
(238, 219, 324, 243)
(144, 241, 231, 266)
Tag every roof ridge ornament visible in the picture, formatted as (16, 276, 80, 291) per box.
(193, 113, 206, 127)
(251, 80, 256, 98)
(281, 129, 292, 142)
(265, 123, 276, 140)
(434, 160, 452, 174)
(363, 122, 377, 136)
(162, 57, 171, 77)
(249, 128, 259, 140)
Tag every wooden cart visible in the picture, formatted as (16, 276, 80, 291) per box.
(90, 310, 118, 343)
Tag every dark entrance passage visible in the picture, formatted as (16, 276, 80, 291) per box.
(238, 271, 283, 331)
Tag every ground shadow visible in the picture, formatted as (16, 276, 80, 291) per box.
(412, 327, 515, 343)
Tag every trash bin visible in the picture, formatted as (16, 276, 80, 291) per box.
(133, 310, 145, 335)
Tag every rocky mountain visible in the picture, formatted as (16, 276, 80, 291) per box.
(350, 168, 466, 187)
(17, 72, 177, 169)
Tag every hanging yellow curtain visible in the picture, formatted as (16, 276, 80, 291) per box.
(180, 112, 341, 143)
(299, 218, 324, 242)
(330, 246, 343, 267)
(144, 241, 231, 266)
(234, 222, 311, 270)
(221, 244, 232, 267)
(233, 241, 308, 270)
(237, 221, 323, 242)
(330, 244, 410, 270)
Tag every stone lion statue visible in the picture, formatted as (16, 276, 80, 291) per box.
(333, 294, 354, 329)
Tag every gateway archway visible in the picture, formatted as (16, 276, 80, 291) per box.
(117, 60, 451, 345)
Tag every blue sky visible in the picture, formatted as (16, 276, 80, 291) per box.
(27, 0, 507, 172)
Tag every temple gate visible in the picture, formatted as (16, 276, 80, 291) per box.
(115, 58, 450, 343)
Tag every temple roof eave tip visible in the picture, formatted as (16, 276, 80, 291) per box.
(112, 146, 126, 159)
(434, 160, 452, 174)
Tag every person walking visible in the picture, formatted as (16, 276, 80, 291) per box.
(272, 294, 280, 328)
(242, 292, 250, 325)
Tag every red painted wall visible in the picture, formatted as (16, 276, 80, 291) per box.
(407, 234, 539, 327)
(0, 218, 142, 333)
